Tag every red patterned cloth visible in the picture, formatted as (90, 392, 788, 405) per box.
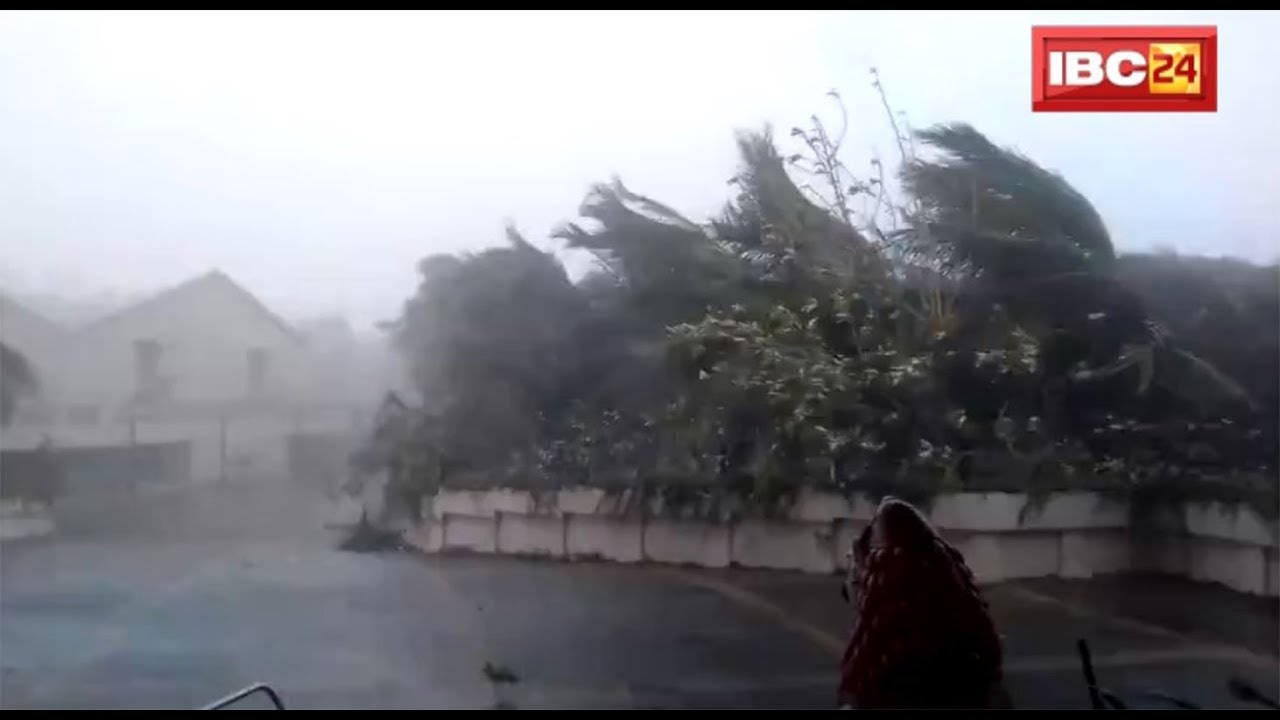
(838, 498, 1006, 709)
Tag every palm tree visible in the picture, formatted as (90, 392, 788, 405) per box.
(899, 123, 1248, 418)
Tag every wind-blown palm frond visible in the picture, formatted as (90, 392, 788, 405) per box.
(902, 124, 1250, 416)
(553, 179, 750, 326)
(904, 123, 1114, 276)
(716, 130, 888, 290)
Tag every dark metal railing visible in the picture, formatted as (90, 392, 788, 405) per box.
(201, 682, 286, 710)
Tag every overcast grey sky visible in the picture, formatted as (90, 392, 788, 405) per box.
(1, 10, 1276, 329)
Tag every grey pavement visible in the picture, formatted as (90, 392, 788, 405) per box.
(2, 481, 1276, 710)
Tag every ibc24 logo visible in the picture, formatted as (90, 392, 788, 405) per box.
(1032, 25, 1217, 112)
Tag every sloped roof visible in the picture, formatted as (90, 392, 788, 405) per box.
(74, 269, 303, 345)
(0, 292, 63, 333)
(0, 292, 66, 356)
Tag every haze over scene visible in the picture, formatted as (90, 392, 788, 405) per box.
(1, 10, 1275, 330)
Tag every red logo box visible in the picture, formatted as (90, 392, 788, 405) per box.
(1032, 25, 1217, 112)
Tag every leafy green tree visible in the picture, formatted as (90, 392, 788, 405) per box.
(389, 228, 587, 481)
(1, 342, 37, 427)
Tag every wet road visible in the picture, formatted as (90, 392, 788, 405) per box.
(2, 480, 1277, 709)
(1, 482, 838, 709)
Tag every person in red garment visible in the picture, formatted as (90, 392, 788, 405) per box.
(838, 497, 1011, 709)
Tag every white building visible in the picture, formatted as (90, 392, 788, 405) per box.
(2, 271, 399, 482)
(19, 271, 325, 420)
(8, 272, 400, 443)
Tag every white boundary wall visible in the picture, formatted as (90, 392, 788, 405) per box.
(2, 411, 361, 484)
(403, 488, 1279, 597)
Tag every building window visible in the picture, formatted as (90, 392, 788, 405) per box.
(247, 347, 269, 396)
(133, 338, 165, 402)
